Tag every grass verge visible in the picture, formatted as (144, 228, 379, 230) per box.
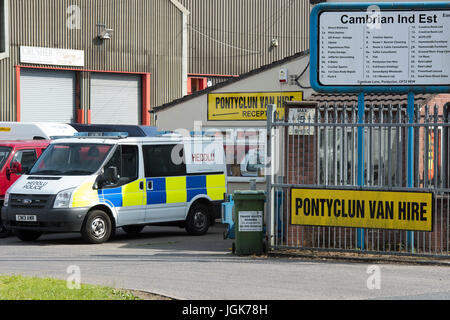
(0, 275, 141, 300)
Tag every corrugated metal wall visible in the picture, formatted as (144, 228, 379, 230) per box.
(0, 0, 183, 121)
(179, 0, 312, 76)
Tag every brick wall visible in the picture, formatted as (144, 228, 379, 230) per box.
(284, 133, 318, 247)
(428, 94, 450, 109)
(417, 94, 450, 188)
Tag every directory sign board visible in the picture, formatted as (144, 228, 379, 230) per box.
(310, 2, 450, 93)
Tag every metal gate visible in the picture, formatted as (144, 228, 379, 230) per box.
(266, 102, 449, 257)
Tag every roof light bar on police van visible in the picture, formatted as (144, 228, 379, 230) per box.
(74, 132, 129, 139)
(190, 131, 217, 137)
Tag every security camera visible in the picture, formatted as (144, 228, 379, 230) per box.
(96, 23, 114, 40)
(98, 28, 114, 40)
(271, 39, 279, 48)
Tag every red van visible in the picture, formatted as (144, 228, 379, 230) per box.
(0, 140, 50, 235)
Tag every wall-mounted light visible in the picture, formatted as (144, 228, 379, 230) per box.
(97, 23, 114, 40)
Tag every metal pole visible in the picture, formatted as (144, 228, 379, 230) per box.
(357, 92, 365, 250)
(266, 104, 273, 248)
(407, 92, 414, 252)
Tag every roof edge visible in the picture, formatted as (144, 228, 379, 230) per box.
(170, 0, 190, 15)
(154, 49, 310, 112)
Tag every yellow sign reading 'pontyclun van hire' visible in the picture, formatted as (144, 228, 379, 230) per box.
(291, 188, 433, 232)
(208, 91, 303, 121)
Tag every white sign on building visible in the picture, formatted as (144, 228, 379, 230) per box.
(288, 108, 316, 135)
(20, 46, 85, 67)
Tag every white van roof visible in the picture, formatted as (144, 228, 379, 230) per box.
(52, 135, 223, 145)
(49, 134, 227, 174)
(0, 122, 78, 140)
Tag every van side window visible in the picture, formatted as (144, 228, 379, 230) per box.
(143, 144, 186, 177)
(102, 145, 138, 188)
(12, 150, 37, 174)
(0, 147, 12, 169)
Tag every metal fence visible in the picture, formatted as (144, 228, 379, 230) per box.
(266, 103, 450, 257)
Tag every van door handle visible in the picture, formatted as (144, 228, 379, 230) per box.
(139, 181, 144, 190)
(147, 181, 153, 190)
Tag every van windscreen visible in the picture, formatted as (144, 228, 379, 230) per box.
(0, 147, 12, 170)
(29, 143, 113, 176)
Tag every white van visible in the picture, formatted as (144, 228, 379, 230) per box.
(0, 122, 77, 140)
(1, 133, 227, 243)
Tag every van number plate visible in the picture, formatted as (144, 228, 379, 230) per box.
(16, 215, 37, 222)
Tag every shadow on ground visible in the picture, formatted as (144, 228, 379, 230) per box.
(1, 224, 235, 255)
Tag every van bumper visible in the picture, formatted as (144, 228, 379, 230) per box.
(1, 206, 89, 233)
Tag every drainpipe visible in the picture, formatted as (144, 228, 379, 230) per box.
(170, 0, 190, 97)
(0, 0, 10, 60)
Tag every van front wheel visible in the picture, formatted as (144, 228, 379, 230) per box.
(185, 203, 210, 236)
(81, 210, 112, 244)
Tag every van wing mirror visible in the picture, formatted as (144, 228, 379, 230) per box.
(95, 167, 119, 189)
(9, 162, 22, 174)
(103, 166, 119, 185)
(95, 174, 104, 189)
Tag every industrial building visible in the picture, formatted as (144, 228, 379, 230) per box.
(0, 0, 314, 125)
(0, 0, 188, 124)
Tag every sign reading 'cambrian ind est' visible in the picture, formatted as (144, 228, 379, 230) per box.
(291, 188, 433, 232)
(319, 10, 450, 86)
(310, 2, 450, 93)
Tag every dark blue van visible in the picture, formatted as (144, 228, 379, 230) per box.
(68, 124, 158, 137)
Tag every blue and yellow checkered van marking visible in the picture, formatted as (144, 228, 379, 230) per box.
(147, 174, 225, 205)
(166, 176, 187, 204)
(122, 179, 146, 206)
(187, 176, 207, 201)
(146, 177, 166, 205)
(98, 187, 123, 207)
(84, 174, 225, 208)
(206, 174, 227, 201)
(72, 180, 100, 208)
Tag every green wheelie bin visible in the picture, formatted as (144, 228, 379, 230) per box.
(232, 190, 266, 255)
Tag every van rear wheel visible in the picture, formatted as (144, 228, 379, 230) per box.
(81, 210, 112, 244)
(185, 203, 210, 236)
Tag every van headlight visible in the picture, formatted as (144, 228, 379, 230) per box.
(53, 188, 75, 209)
(3, 190, 10, 207)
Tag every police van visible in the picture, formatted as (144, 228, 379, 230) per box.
(1, 133, 227, 243)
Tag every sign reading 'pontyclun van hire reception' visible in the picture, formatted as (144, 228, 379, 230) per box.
(310, 2, 450, 93)
(291, 188, 433, 232)
(208, 91, 303, 121)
